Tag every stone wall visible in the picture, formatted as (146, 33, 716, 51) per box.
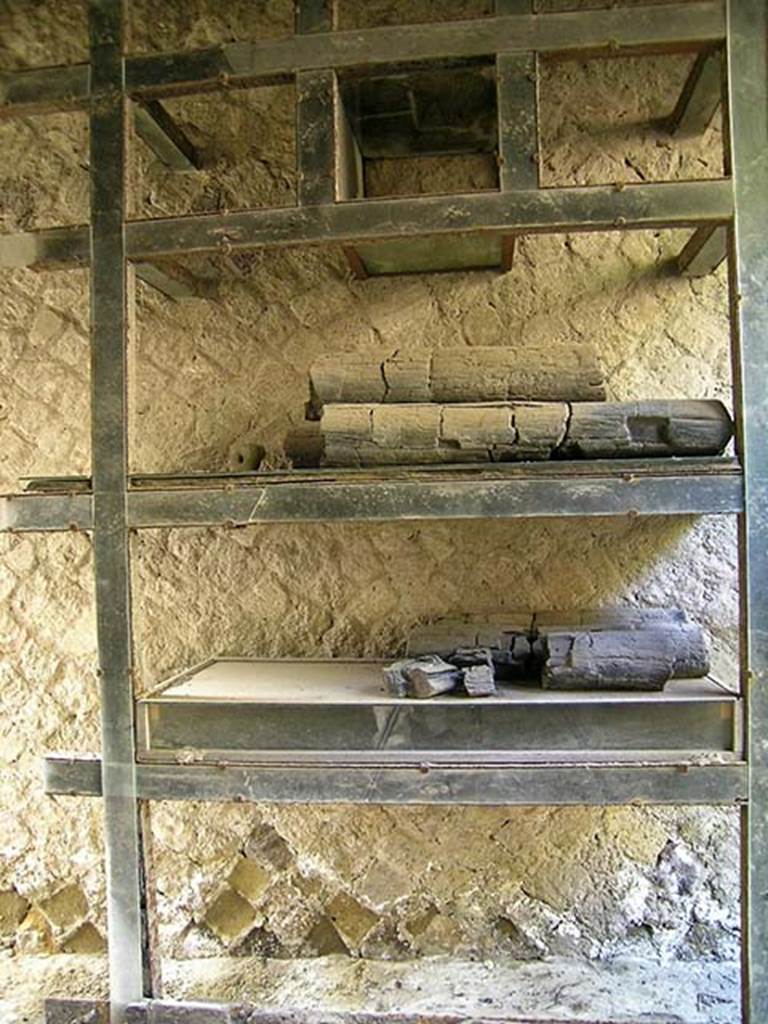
(0, 0, 740, 1016)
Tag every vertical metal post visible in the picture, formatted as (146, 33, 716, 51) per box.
(496, 51, 539, 191)
(89, 1, 155, 1017)
(295, 0, 334, 33)
(726, 1, 768, 1021)
(296, 1, 337, 206)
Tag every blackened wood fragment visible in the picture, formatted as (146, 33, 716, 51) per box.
(563, 400, 732, 458)
(383, 656, 460, 699)
(541, 625, 709, 690)
(460, 663, 496, 697)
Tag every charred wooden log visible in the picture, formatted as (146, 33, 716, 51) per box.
(562, 400, 732, 458)
(309, 347, 606, 413)
(284, 421, 324, 467)
(383, 655, 461, 699)
(541, 624, 709, 691)
(321, 402, 569, 465)
(534, 608, 689, 632)
(320, 400, 732, 466)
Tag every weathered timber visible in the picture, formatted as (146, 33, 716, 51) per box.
(541, 625, 710, 691)
(310, 348, 605, 410)
(321, 400, 732, 466)
(408, 616, 533, 657)
(534, 608, 689, 632)
(460, 663, 497, 697)
(321, 402, 568, 466)
(563, 400, 733, 458)
(284, 421, 324, 467)
(384, 656, 461, 699)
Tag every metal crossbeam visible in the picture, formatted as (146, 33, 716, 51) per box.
(667, 49, 723, 136)
(44, 756, 746, 806)
(0, 3, 725, 120)
(0, 180, 734, 271)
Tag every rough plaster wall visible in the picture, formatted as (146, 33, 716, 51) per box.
(0, 0, 741, 1014)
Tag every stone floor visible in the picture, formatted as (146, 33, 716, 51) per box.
(1, 954, 740, 1024)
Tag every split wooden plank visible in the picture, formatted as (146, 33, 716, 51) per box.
(309, 348, 606, 411)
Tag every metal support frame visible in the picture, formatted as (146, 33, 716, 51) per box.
(88, 2, 156, 1016)
(667, 48, 723, 136)
(0, 0, 764, 1020)
(726, 1, 768, 1019)
(133, 99, 202, 171)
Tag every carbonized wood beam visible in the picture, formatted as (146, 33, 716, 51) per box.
(676, 224, 727, 277)
(44, 756, 747, 806)
(133, 99, 202, 171)
(667, 49, 723, 136)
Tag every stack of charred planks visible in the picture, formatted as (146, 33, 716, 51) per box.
(384, 608, 710, 698)
(286, 349, 733, 466)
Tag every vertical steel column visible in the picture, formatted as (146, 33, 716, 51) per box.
(296, 1, 337, 206)
(89, 1, 155, 1016)
(726, 1, 768, 1021)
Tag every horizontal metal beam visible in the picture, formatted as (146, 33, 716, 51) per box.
(0, 493, 93, 532)
(0, 63, 89, 118)
(0, 3, 725, 121)
(676, 223, 728, 276)
(0, 180, 732, 271)
(125, 3, 724, 100)
(44, 756, 746, 806)
(1, 461, 744, 532)
(45, 997, 678, 1024)
(0, 224, 90, 269)
(126, 463, 744, 526)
